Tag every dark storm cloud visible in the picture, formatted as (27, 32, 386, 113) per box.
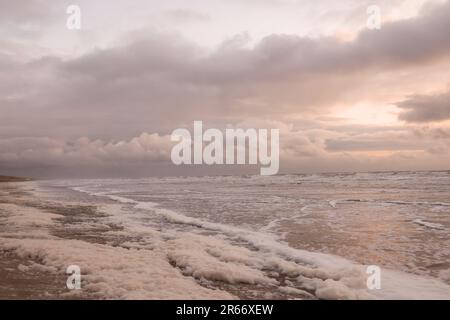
(397, 92, 450, 123)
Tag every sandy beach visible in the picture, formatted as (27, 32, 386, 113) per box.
(1, 174, 450, 300)
(0, 180, 87, 299)
(0, 181, 241, 300)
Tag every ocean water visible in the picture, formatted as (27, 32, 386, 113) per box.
(3, 171, 450, 299)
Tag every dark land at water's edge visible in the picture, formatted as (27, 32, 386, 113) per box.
(0, 176, 33, 183)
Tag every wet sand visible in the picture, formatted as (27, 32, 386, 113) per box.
(0, 176, 32, 183)
(0, 181, 314, 300)
(0, 182, 234, 300)
(0, 250, 67, 299)
(0, 181, 101, 299)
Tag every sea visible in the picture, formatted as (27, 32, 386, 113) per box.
(2, 171, 450, 299)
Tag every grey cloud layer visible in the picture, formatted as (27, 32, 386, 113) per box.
(397, 92, 450, 123)
(1, 1, 450, 176)
(0, 0, 51, 23)
(65, 1, 450, 83)
(3, 1, 450, 138)
(1, 124, 449, 177)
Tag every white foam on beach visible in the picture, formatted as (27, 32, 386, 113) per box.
(0, 203, 234, 299)
(78, 188, 450, 300)
(0, 238, 233, 300)
(166, 235, 277, 285)
(413, 219, 445, 230)
(0, 190, 234, 299)
(3, 183, 450, 300)
(160, 209, 450, 299)
(0, 203, 62, 239)
(328, 200, 338, 208)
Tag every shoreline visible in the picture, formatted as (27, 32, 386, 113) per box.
(0, 182, 235, 300)
(0, 176, 33, 183)
(1, 178, 450, 300)
(0, 182, 89, 299)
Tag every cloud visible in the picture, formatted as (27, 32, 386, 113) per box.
(0, 0, 52, 24)
(2, 0, 447, 140)
(397, 92, 450, 123)
(326, 138, 426, 152)
(1, 123, 450, 178)
(0, 133, 172, 169)
(2, 1, 450, 176)
(165, 9, 211, 23)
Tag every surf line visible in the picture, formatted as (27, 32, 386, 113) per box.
(171, 121, 279, 176)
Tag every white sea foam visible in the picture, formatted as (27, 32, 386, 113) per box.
(0, 237, 234, 300)
(84, 190, 450, 300)
(328, 200, 338, 208)
(413, 219, 445, 230)
(0, 203, 62, 239)
(0, 201, 234, 299)
(4, 179, 449, 300)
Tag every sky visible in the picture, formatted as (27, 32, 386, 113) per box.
(1, 0, 450, 178)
